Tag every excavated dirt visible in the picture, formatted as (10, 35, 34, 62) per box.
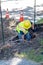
(0, 18, 43, 60)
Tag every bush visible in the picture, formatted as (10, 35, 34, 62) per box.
(35, 18, 43, 24)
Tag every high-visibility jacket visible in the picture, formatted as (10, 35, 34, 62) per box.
(16, 20, 31, 34)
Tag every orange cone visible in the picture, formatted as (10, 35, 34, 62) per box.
(19, 12, 24, 22)
(5, 9, 9, 19)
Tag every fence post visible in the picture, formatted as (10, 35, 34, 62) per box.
(34, 0, 36, 28)
(0, 0, 5, 45)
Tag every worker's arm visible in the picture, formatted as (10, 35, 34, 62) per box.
(18, 25, 28, 34)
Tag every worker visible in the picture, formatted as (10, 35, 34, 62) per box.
(16, 20, 32, 42)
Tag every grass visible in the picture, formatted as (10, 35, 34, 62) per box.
(35, 18, 43, 24)
(15, 38, 43, 62)
(39, 38, 43, 46)
(16, 48, 43, 62)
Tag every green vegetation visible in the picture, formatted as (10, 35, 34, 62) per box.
(40, 38, 43, 46)
(16, 48, 43, 62)
(15, 35, 43, 62)
(16, 38, 43, 62)
(35, 18, 43, 24)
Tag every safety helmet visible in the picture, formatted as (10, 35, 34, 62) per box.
(24, 20, 31, 29)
